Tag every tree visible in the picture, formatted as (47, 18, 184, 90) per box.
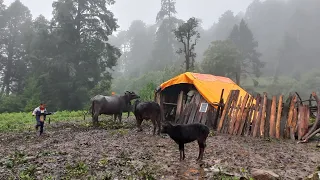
(201, 40, 240, 80)
(212, 10, 239, 41)
(23, 0, 121, 110)
(125, 20, 155, 77)
(151, 0, 182, 71)
(156, 0, 177, 22)
(174, 17, 200, 71)
(228, 19, 264, 85)
(0, 0, 32, 95)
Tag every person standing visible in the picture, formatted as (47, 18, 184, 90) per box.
(32, 103, 53, 135)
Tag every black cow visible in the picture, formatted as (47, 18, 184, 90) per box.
(133, 99, 162, 135)
(90, 91, 140, 126)
(114, 100, 132, 121)
(161, 122, 210, 161)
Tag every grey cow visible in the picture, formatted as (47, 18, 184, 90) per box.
(90, 91, 140, 126)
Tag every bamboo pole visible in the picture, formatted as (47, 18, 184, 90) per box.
(260, 92, 268, 138)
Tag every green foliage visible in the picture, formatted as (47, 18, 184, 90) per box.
(0, 110, 84, 132)
(139, 82, 157, 101)
(174, 17, 200, 71)
(201, 40, 239, 80)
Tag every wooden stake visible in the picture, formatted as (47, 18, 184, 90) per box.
(217, 90, 233, 132)
(269, 96, 277, 138)
(251, 94, 261, 136)
(260, 92, 268, 138)
(244, 96, 254, 136)
(229, 96, 242, 134)
(175, 91, 184, 122)
(276, 95, 283, 139)
(291, 99, 298, 140)
(285, 95, 296, 139)
(224, 91, 239, 133)
(234, 93, 249, 135)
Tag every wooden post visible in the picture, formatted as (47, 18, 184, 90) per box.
(303, 105, 310, 138)
(291, 101, 298, 140)
(276, 95, 283, 139)
(238, 94, 252, 136)
(224, 90, 239, 133)
(233, 93, 249, 135)
(269, 96, 277, 138)
(229, 96, 242, 134)
(175, 91, 184, 122)
(297, 104, 305, 140)
(260, 92, 268, 138)
(251, 94, 261, 136)
(214, 89, 224, 128)
(285, 95, 296, 139)
(253, 95, 263, 137)
(217, 90, 233, 132)
(244, 97, 254, 136)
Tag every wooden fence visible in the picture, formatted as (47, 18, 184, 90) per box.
(216, 90, 311, 140)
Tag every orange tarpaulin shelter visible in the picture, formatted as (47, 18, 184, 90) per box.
(159, 72, 253, 106)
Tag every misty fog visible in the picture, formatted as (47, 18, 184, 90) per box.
(1, 0, 320, 112)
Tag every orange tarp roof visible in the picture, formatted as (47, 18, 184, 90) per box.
(160, 72, 252, 105)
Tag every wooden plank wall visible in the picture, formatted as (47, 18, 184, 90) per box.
(176, 91, 218, 128)
(217, 90, 310, 140)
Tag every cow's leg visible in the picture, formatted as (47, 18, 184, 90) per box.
(156, 114, 161, 135)
(151, 118, 156, 135)
(118, 113, 122, 123)
(179, 143, 185, 161)
(93, 113, 99, 127)
(136, 117, 143, 132)
(197, 136, 207, 161)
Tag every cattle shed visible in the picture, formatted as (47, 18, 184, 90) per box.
(155, 72, 252, 129)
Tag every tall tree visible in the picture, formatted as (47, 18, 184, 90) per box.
(212, 10, 239, 41)
(125, 20, 155, 77)
(156, 0, 176, 22)
(228, 19, 264, 85)
(174, 17, 200, 71)
(151, 0, 182, 71)
(0, 0, 32, 95)
(28, 0, 121, 110)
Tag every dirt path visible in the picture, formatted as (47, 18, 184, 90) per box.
(0, 119, 319, 179)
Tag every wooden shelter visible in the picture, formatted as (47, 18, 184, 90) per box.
(155, 72, 252, 128)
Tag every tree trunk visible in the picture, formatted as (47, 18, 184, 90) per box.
(4, 38, 14, 95)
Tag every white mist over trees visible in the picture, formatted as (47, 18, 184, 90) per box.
(1, 0, 320, 112)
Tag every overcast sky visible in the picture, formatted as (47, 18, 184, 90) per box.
(3, 0, 254, 31)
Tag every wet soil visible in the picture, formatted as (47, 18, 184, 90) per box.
(0, 118, 319, 179)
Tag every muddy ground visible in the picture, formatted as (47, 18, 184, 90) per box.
(0, 117, 320, 180)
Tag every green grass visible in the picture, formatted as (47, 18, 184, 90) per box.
(0, 110, 86, 133)
(0, 110, 137, 133)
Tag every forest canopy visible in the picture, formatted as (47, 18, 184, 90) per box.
(1, 0, 320, 113)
